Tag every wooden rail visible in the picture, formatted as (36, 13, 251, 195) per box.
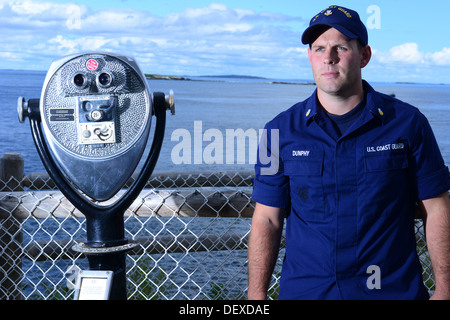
(22, 233, 258, 262)
(0, 188, 255, 219)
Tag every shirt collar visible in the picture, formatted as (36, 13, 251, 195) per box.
(364, 80, 388, 125)
(304, 89, 321, 126)
(304, 80, 385, 126)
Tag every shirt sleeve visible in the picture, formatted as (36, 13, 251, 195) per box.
(410, 112, 450, 200)
(252, 122, 290, 208)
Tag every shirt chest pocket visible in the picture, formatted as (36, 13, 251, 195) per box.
(363, 149, 410, 217)
(283, 149, 325, 221)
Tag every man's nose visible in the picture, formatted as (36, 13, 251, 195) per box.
(323, 49, 338, 64)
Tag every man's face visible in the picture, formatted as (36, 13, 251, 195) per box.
(308, 27, 370, 98)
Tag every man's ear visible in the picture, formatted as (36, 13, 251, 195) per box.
(361, 45, 372, 68)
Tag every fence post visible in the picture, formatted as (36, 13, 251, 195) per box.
(0, 153, 24, 300)
(0, 153, 24, 191)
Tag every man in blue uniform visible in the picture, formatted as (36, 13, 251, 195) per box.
(248, 5, 450, 300)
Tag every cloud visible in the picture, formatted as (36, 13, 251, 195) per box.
(389, 43, 424, 64)
(0, 0, 86, 29)
(0, 0, 306, 77)
(366, 42, 450, 83)
(48, 35, 111, 54)
(375, 42, 450, 67)
(4, 0, 447, 82)
(429, 47, 450, 66)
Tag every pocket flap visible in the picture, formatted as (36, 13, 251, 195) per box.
(365, 152, 408, 172)
(284, 159, 323, 176)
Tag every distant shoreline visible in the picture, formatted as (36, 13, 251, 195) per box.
(144, 73, 316, 85)
(0, 70, 445, 86)
(145, 74, 191, 81)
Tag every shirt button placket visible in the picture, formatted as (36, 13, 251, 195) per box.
(334, 138, 358, 298)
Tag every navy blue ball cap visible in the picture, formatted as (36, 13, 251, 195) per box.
(302, 5, 368, 46)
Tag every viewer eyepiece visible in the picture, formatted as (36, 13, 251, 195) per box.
(97, 72, 113, 88)
(72, 73, 88, 88)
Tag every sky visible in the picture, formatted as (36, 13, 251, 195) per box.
(1, 0, 450, 84)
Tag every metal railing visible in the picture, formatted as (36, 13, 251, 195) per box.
(0, 153, 435, 300)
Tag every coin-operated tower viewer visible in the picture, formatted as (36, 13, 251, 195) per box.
(18, 52, 175, 300)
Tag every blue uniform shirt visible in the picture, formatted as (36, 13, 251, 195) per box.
(252, 81, 450, 300)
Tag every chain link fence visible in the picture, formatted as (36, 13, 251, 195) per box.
(0, 153, 436, 300)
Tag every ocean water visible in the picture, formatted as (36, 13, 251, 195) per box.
(1, 69, 449, 175)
